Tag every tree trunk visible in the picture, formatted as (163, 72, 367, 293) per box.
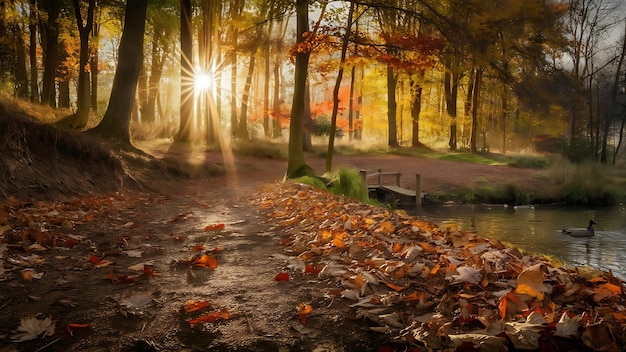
(262, 19, 273, 137)
(326, 1, 354, 172)
(72, 0, 95, 128)
(13, 24, 29, 99)
(286, 0, 313, 179)
(302, 80, 313, 151)
(410, 74, 423, 148)
(90, 0, 147, 144)
(176, 0, 193, 143)
(40, 3, 59, 107)
(229, 30, 238, 138)
(29, 0, 39, 103)
(90, 16, 100, 113)
(239, 43, 257, 140)
(144, 30, 165, 124)
(470, 67, 483, 153)
(386, 62, 399, 147)
(501, 83, 507, 154)
(444, 70, 458, 150)
(58, 79, 70, 108)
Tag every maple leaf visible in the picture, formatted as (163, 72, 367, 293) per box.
(204, 223, 225, 232)
(11, 316, 55, 342)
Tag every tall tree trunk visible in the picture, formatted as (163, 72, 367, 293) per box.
(262, 21, 272, 137)
(302, 80, 312, 151)
(239, 41, 258, 140)
(326, 1, 354, 172)
(444, 70, 458, 150)
(410, 74, 423, 147)
(72, 0, 95, 128)
(58, 79, 70, 108)
(500, 83, 507, 154)
(29, 0, 39, 103)
(176, 0, 193, 143)
(90, 14, 100, 113)
(228, 28, 239, 137)
(286, 0, 313, 179)
(273, 17, 290, 138)
(386, 62, 399, 147)
(13, 24, 29, 98)
(40, 3, 59, 107)
(137, 65, 148, 122)
(470, 67, 483, 153)
(90, 0, 147, 144)
(144, 30, 165, 124)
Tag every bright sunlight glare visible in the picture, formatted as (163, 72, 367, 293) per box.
(194, 71, 213, 92)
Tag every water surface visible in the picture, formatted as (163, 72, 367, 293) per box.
(408, 204, 626, 279)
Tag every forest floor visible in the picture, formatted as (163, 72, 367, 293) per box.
(1, 111, 624, 352)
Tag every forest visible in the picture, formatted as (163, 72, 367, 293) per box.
(3, 1, 626, 351)
(1, 0, 626, 174)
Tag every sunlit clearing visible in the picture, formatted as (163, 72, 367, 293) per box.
(194, 71, 213, 92)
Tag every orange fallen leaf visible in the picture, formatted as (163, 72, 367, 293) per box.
(275, 272, 290, 281)
(383, 281, 408, 292)
(183, 300, 211, 313)
(67, 323, 91, 329)
(85, 214, 95, 222)
(188, 309, 230, 325)
(204, 223, 225, 231)
(89, 255, 102, 264)
(297, 302, 313, 325)
(193, 254, 218, 269)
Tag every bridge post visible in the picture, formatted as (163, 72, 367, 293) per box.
(415, 174, 422, 206)
(359, 169, 366, 184)
(377, 168, 382, 185)
(395, 173, 400, 186)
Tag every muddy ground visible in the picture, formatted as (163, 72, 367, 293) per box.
(3, 109, 612, 352)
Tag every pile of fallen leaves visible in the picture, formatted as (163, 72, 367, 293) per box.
(256, 182, 626, 351)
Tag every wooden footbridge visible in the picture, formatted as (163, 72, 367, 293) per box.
(360, 169, 423, 206)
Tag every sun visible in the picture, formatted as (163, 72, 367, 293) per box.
(194, 70, 213, 92)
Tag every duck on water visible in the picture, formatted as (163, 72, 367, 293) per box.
(562, 220, 597, 237)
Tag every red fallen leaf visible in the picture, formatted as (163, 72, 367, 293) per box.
(143, 264, 160, 277)
(85, 214, 95, 222)
(188, 309, 230, 325)
(90, 255, 102, 264)
(64, 238, 79, 248)
(183, 300, 211, 312)
(204, 223, 225, 231)
(193, 254, 218, 269)
(304, 264, 321, 274)
(275, 272, 290, 281)
(67, 323, 91, 329)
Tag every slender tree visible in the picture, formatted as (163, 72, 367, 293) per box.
(72, 0, 95, 128)
(286, 0, 313, 179)
(90, 0, 148, 144)
(176, 0, 193, 143)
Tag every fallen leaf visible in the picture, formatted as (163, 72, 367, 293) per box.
(11, 316, 55, 342)
(193, 254, 218, 269)
(297, 302, 313, 325)
(188, 309, 230, 325)
(183, 300, 211, 313)
(204, 223, 225, 231)
(275, 272, 290, 281)
(515, 263, 546, 300)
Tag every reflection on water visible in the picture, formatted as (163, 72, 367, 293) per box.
(407, 204, 626, 279)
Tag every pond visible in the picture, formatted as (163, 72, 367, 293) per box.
(407, 204, 626, 279)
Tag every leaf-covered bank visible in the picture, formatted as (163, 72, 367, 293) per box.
(256, 182, 626, 351)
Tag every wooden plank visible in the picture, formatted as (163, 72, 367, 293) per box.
(381, 185, 415, 197)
